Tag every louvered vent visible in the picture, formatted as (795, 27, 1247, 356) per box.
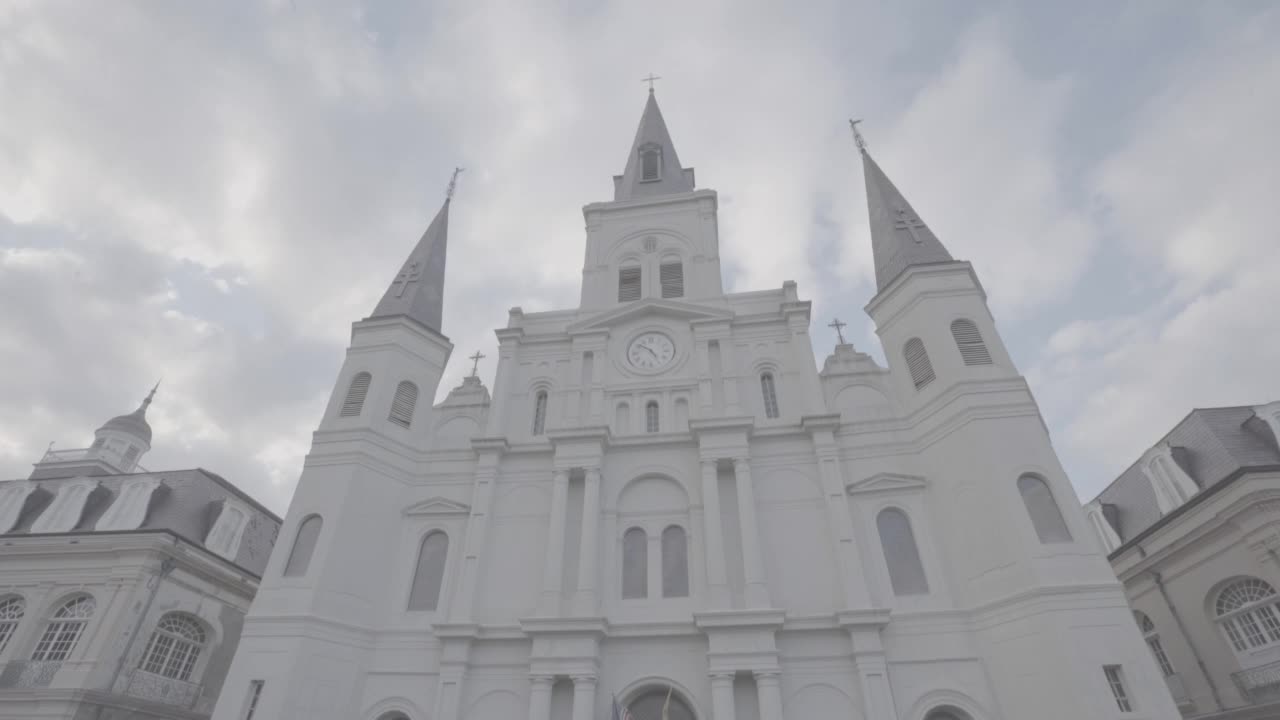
(122, 446, 140, 465)
(904, 338, 935, 389)
(340, 372, 372, 417)
(618, 266, 642, 302)
(389, 381, 418, 428)
(660, 261, 684, 298)
(950, 319, 993, 366)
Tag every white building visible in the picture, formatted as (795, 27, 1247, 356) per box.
(1086, 404, 1280, 719)
(212, 92, 1180, 720)
(0, 387, 282, 720)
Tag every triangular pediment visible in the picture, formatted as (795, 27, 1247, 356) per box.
(403, 497, 471, 517)
(568, 298, 732, 334)
(846, 472, 928, 496)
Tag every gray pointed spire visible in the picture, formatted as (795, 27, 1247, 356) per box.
(614, 90, 695, 201)
(862, 148, 953, 291)
(369, 193, 450, 333)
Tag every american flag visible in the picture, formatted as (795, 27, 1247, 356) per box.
(611, 694, 634, 720)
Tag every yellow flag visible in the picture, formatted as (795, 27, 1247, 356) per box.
(661, 686, 673, 720)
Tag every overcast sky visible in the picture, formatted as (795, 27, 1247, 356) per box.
(2, 1, 1277, 514)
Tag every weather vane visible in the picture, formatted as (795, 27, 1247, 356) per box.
(849, 119, 868, 151)
(468, 350, 485, 378)
(446, 167, 465, 201)
(828, 318, 848, 345)
(641, 73, 662, 91)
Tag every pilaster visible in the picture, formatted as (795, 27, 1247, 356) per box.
(538, 469, 571, 616)
(732, 457, 770, 608)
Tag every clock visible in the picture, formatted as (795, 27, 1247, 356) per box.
(627, 332, 676, 371)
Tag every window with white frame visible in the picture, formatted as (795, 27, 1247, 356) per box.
(760, 372, 779, 419)
(139, 612, 206, 681)
(622, 527, 648, 599)
(903, 338, 935, 389)
(1017, 474, 1073, 543)
(283, 514, 322, 577)
(661, 525, 689, 598)
(532, 390, 548, 436)
(0, 596, 24, 655)
(614, 402, 631, 434)
(340, 372, 372, 417)
(388, 381, 418, 428)
(645, 401, 659, 433)
(407, 531, 449, 611)
(1134, 611, 1175, 677)
(876, 508, 929, 595)
(1103, 665, 1133, 712)
(31, 594, 96, 662)
(1215, 578, 1280, 652)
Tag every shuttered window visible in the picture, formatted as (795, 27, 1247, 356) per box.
(640, 145, 662, 181)
(660, 261, 683, 298)
(950, 319, 992, 365)
(904, 338, 935, 389)
(340, 372, 371, 417)
(618, 266, 642, 302)
(389, 381, 418, 428)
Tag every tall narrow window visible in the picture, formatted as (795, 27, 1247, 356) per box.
(1215, 577, 1280, 652)
(0, 596, 24, 655)
(408, 531, 449, 611)
(389, 381, 418, 428)
(1134, 611, 1175, 677)
(615, 402, 631, 434)
(122, 445, 140, 467)
(140, 613, 206, 681)
(660, 259, 684, 298)
(31, 594, 95, 662)
(532, 390, 548, 435)
(760, 373, 779, 419)
(242, 680, 265, 720)
(618, 265, 642, 302)
(1018, 474, 1072, 543)
(661, 525, 689, 598)
(1104, 665, 1133, 712)
(877, 509, 929, 595)
(622, 527, 648, 599)
(639, 144, 662, 181)
(283, 514, 322, 577)
(950, 319, 993, 365)
(904, 338, 935, 389)
(645, 401, 659, 433)
(340, 372, 372, 417)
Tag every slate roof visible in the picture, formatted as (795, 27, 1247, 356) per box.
(2, 468, 282, 577)
(861, 149, 955, 292)
(1093, 406, 1280, 547)
(369, 196, 450, 334)
(613, 89, 695, 202)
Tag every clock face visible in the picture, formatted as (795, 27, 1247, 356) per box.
(627, 332, 676, 371)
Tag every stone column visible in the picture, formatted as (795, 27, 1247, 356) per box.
(732, 457, 770, 607)
(710, 672, 736, 720)
(538, 469, 571, 615)
(571, 675, 597, 720)
(574, 467, 602, 615)
(700, 459, 730, 607)
(755, 671, 784, 720)
(528, 675, 554, 720)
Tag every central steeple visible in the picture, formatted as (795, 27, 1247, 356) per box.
(369, 181, 453, 335)
(613, 89, 695, 201)
(860, 143, 954, 291)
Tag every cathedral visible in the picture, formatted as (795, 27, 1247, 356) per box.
(210, 91, 1180, 720)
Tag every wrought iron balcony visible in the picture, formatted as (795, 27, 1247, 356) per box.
(0, 660, 63, 688)
(123, 668, 203, 708)
(1233, 658, 1280, 704)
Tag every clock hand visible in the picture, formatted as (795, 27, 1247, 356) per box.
(642, 345, 658, 359)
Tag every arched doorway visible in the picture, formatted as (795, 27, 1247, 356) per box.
(924, 707, 972, 720)
(627, 687, 696, 720)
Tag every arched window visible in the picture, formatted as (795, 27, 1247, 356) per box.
(1215, 578, 1280, 652)
(645, 401, 659, 433)
(622, 527, 648, 599)
(408, 531, 449, 611)
(1134, 611, 1175, 676)
(904, 338, 935, 389)
(376, 714, 410, 720)
(673, 398, 689, 431)
(615, 402, 631, 434)
(950, 319, 993, 365)
(31, 594, 95, 661)
(340, 372, 372, 417)
(639, 143, 663, 182)
(661, 525, 689, 598)
(876, 508, 929, 595)
(389, 381, 418, 428)
(532, 390, 548, 436)
(660, 257, 684, 298)
(140, 612, 206, 681)
(1017, 474, 1072, 543)
(283, 514, 322, 577)
(618, 264, 642, 302)
(0, 596, 24, 655)
(760, 372, 779, 419)
(628, 688, 695, 720)
(924, 709, 971, 720)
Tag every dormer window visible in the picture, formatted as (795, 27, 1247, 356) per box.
(639, 143, 662, 182)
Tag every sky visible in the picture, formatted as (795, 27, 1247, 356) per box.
(1, 0, 1278, 514)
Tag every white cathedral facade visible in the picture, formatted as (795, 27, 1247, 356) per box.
(210, 92, 1180, 720)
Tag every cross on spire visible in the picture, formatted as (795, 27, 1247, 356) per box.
(467, 350, 486, 378)
(641, 73, 662, 91)
(828, 318, 848, 345)
(849, 118, 868, 151)
(446, 166, 465, 201)
(391, 261, 422, 298)
(894, 206, 927, 244)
